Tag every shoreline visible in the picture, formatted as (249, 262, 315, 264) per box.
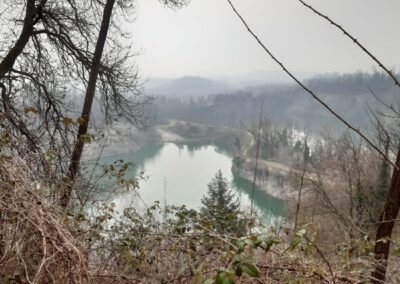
(155, 120, 292, 200)
(84, 119, 293, 200)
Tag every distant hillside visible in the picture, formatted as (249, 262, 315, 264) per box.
(153, 71, 400, 131)
(146, 76, 233, 97)
(144, 71, 315, 97)
(213, 70, 315, 87)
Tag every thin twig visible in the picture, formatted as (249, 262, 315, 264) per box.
(303, 234, 336, 284)
(196, 223, 239, 250)
(297, 0, 400, 88)
(224, 0, 398, 170)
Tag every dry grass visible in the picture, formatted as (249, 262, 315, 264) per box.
(0, 156, 89, 283)
(0, 155, 381, 283)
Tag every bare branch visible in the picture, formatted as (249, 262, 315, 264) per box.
(297, 0, 400, 89)
(224, 0, 397, 170)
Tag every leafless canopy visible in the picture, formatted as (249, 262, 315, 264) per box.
(0, 0, 150, 176)
(159, 0, 191, 9)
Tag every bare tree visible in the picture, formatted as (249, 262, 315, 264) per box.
(225, 0, 400, 281)
(58, 0, 192, 207)
(59, 0, 116, 208)
(0, 1, 141, 173)
(293, 132, 309, 231)
(0, 0, 158, 206)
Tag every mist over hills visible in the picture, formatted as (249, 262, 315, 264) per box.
(144, 71, 314, 97)
(212, 70, 315, 87)
(76, 70, 400, 132)
(145, 76, 233, 97)
(151, 71, 400, 131)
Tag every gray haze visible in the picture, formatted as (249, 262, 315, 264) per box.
(129, 0, 400, 78)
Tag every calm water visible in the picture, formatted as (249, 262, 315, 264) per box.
(99, 143, 284, 224)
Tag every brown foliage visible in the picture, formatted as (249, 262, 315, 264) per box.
(0, 156, 89, 283)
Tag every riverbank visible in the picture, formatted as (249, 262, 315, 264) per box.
(84, 120, 293, 199)
(156, 120, 292, 199)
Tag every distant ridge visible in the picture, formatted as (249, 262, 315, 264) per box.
(146, 76, 232, 97)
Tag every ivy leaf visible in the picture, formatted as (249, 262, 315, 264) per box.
(236, 240, 245, 253)
(216, 272, 224, 284)
(393, 242, 400, 256)
(80, 134, 92, 144)
(264, 237, 280, 252)
(224, 267, 235, 276)
(215, 271, 235, 284)
(242, 262, 260, 277)
(223, 277, 235, 284)
(235, 264, 243, 277)
(177, 266, 185, 276)
(296, 228, 307, 237)
(290, 236, 301, 249)
(63, 117, 73, 126)
(76, 117, 85, 125)
(244, 238, 256, 248)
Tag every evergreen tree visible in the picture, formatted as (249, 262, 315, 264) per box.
(200, 170, 245, 236)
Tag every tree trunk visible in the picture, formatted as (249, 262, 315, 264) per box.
(372, 148, 400, 283)
(0, 0, 37, 79)
(60, 0, 116, 208)
(294, 160, 306, 231)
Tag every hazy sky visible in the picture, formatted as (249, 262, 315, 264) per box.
(129, 0, 400, 78)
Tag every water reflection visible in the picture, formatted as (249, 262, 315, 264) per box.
(98, 143, 285, 224)
(231, 176, 284, 223)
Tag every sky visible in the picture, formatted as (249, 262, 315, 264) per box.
(128, 0, 400, 78)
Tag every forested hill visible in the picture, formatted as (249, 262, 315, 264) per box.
(146, 76, 233, 97)
(153, 71, 400, 130)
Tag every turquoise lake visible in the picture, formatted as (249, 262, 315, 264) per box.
(98, 143, 284, 224)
